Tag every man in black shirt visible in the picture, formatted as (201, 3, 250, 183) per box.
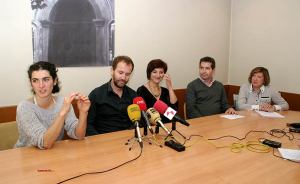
(86, 56, 137, 135)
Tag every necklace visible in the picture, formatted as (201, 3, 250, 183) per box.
(148, 82, 161, 98)
(152, 92, 160, 98)
(33, 95, 56, 108)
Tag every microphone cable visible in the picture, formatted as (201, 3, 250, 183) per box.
(182, 134, 270, 153)
(141, 134, 164, 148)
(164, 129, 188, 144)
(269, 128, 294, 140)
(147, 131, 188, 149)
(206, 129, 295, 142)
(207, 130, 269, 141)
(180, 128, 297, 153)
(184, 129, 300, 163)
(208, 141, 270, 153)
(56, 146, 143, 184)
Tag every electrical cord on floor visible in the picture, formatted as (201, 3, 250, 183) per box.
(56, 146, 143, 184)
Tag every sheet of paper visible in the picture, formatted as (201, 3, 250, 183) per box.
(278, 148, 300, 162)
(220, 114, 244, 120)
(255, 110, 284, 118)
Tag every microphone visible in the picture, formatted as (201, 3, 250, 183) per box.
(153, 100, 190, 126)
(146, 108, 171, 135)
(133, 97, 154, 135)
(127, 104, 143, 148)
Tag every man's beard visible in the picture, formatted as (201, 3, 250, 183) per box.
(113, 78, 126, 89)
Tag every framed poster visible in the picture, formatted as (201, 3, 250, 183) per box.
(31, 0, 115, 67)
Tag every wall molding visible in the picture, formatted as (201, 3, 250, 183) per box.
(0, 101, 79, 123)
(224, 85, 300, 111)
(0, 106, 17, 123)
(1, 86, 299, 123)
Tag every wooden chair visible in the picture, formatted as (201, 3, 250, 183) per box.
(0, 121, 18, 150)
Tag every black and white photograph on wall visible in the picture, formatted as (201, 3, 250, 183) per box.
(31, 0, 115, 67)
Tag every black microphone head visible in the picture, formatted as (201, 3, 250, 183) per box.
(287, 122, 300, 128)
(173, 114, 190, 126)
(162, 106, 190, 126)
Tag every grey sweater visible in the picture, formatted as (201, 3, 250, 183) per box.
(186, 78, 230, 119)
(15, 96, 78, 149)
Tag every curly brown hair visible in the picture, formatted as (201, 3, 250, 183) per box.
(248, 67, 270, 86)
(28, 61, 60, 93)
(146, 59, 168, 80)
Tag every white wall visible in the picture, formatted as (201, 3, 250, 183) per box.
(229, 0, 300, 93)
(0, 0, 231, 106)
(0, 2, 33, 106)
(116, 0, 231, 89)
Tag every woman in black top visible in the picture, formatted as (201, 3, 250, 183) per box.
(137, 59, 178, 123)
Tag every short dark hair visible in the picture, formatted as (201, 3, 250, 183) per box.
(248, 67, 270, 86)
(146, 59, 168, 79)
(199, 56, 215, 69)
(112, 55, 134, 72)
(28, 61, 60, 93)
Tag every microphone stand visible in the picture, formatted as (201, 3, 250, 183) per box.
(143, 123, 163, 148)
(143, 123, 148, 136)
(171, 119, 185, 138)
(125, 128, 139, 151)
(155, 125, 160, 134)
(165, 119, 187, 144)
(126, 123, 162, 150)
(171, 119, 176, 130)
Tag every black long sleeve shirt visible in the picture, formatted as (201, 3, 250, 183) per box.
(86, 81, 137, 136)
(137, 85, 178, 123)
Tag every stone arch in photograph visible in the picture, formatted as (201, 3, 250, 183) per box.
(32, 0, 114, 67)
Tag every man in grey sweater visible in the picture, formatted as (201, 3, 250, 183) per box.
(186, 56, 236, 119)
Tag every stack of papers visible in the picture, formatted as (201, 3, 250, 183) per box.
(255, 110, 285, 118)
(220, 114, 245, 120)
(278, 148, 300, 162)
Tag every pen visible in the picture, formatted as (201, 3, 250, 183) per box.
(37, 169, 53, 172)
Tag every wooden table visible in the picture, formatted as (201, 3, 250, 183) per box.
(0, 111, 300, 184)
